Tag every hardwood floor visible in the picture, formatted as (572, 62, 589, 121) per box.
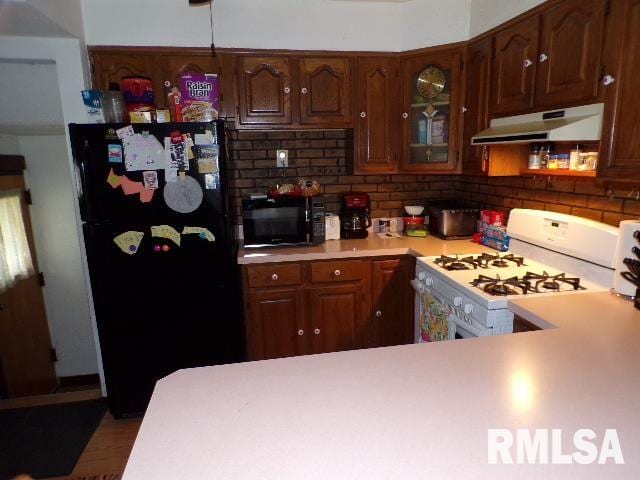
(50, 412, 141, 480)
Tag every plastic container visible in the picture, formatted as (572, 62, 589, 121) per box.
(569, 144, 581, 170)
(102, 90, 127, 123)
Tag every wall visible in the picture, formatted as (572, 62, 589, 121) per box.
(26, 0, 86, 40)
(469, 0, 545, 37)
(82, 0, 471, 51)
(228, 129, 457, 226)
(0, 33, 101, 380)
(18, 135, 97, 377)
(456, 175, 640, 226)
(0, 134, 21, 154)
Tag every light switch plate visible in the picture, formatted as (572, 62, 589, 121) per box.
(276, 149, 288, 168)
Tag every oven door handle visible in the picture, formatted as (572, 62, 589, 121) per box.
(449, 313, 491, 337)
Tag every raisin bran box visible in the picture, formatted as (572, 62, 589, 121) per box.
(180, 73, 219, 122)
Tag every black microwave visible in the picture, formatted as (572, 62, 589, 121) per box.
(242, 196, 326, 248)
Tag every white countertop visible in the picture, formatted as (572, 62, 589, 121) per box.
(238, 235, 493, 264)
(123, 291, 640, 479)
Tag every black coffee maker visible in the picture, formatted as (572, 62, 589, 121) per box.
(340, 193, 371, 239)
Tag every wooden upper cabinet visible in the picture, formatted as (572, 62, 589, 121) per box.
(400, 47, 463, 171)
(534, 0, 606, 108)
(90, 51, 161, 103)
(462, 38, 492, 175)
(598, 0, 640, 183)
(492, 17, 540, 116)
(309, 283, 364, 355)
(237, 56, 292, 126)
(159, 53, 219, 109)
(355, 57, 398, 173)
(298, 57, 353, 127)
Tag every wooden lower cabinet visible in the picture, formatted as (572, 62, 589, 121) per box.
(243, 256, 415, 361)
(371, 258, 414, 347)
(246, 288, 306, 360)
(309, 283, 365, 354)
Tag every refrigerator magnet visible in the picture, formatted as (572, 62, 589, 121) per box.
(113, 231, 144, 255)
(183, 226, 215, 242)
(108, 144, 123, 163)
(142, 171, 158, 189)
(163, 176, 203, 213)
(151, 225, 181, 246)
(204, 173, 218, 190)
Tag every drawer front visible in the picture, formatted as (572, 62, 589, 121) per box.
(247, 264, 302, 288)
(310, 260, 363, 283)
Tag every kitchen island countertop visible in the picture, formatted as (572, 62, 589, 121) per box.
(238, 235, 493, 264)
(123, 291, 640, 479)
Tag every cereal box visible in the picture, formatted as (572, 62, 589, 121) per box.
(180, 73, 219, 122)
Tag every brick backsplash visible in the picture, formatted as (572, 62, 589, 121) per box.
(227, 128, 640, 228)
(456, 175, 640, 226)
(227, 129, 457, 225)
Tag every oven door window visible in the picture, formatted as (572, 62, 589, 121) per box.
(244, 205, 308, 245)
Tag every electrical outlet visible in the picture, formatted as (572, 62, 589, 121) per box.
(276, 149, 288, 168)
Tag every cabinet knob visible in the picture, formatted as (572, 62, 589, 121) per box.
(271, 273, 279, 280)
(538, 53, 548, 63)
(523, 59, 533, 68)
(602, 74, 615, 86)
(461, 106, 468, 113)
(301, 87, 308, 94)
(284, 86, 291, 94)
(375, 310, 382, 318)
(401, 112, 409, 119)
(360, 111, 367, 118)
(314, 328, 321, 335)
(298, 329, 304, 336)
(333, 269, 341, 276)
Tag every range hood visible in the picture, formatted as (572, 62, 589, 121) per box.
(471, 103, 604, 145)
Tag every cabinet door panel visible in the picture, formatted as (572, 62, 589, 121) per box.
(462, 38, 492, 175)
(299, 57, 353, 127)
(371, 258, 413, 347)
(599, 0, 640, 182)
(492, 18, 539, 115)
(400, 48, 462, 171)
(90, 51, 161, 103)
(355, 57, 398, 173)
(246, 288, 305, 360)
(535, 0, 605, 108)
(159, 53, 219, 110)
(237, 56, 292, 125)
(309, 284, 364, 354)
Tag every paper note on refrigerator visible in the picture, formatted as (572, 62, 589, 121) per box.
(123, 133, 165, 171)
(151, 225, 181, 246)
(113, 231, 144, 255)
(182, 226, 215, 242)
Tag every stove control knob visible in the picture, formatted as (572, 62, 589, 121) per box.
(424, 276, 434, 286)
(454, 296, 463, 307)
(418, 271, 426, 281)
(463, 304, 474, 315)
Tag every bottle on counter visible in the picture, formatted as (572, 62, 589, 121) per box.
(528, 143, 541, 169)
(569, 144, 582, 170)
(547, 153, 559, 169)
(540, 143, 552, 169)
(557, 153, 570, 169)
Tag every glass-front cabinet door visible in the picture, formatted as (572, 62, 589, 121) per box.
(400, 48, 463, 171)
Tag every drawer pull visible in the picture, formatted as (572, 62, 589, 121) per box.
(271, 273, 279, 280)
(314, 328, 321, 335)
(301, 87, 308, 94)
(334, 269, 341, 277)
(375, 310, 382, 318)
(284, 86, 291, 94)
(298, 329, 304, 336)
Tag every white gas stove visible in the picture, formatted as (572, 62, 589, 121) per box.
(412, 209, 620, 341)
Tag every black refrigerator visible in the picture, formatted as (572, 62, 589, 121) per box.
(69, 121, 245, 417)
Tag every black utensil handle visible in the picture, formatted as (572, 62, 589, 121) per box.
(635, 288, 640, 310)
(633, 246, 640, 259)
(621, 270, 640, 287)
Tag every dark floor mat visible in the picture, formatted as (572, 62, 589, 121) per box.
(0, 398, 107, 479)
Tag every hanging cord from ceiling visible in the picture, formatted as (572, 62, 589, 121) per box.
(209, 1, 216, 58)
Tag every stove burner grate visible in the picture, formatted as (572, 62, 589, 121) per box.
(475, 253, 526, 268)
(523, 271, 585, 292)
(470, 274, 531, 296)
(434, 255, 481, 271)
